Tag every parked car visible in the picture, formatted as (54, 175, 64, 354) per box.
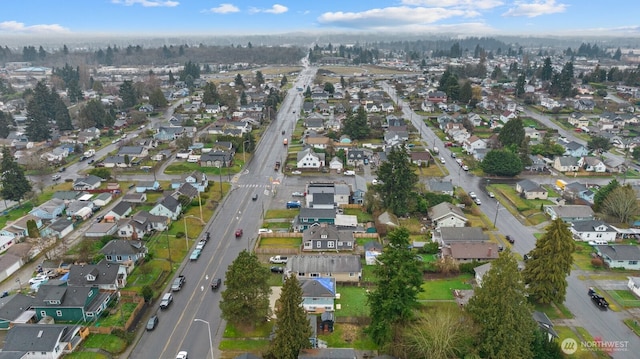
(488, 192, 495, 198)
(51, 174, 61, 181)
(235, 228, 243, 238)
(146, 315, 159, 331)
(286, 201, 301, 209)
(195, 240, 206, 250)
(29, 274, 49, 285)
(176, 351, 188, 359)
(160, 293, 173, 309)
(211, 278, 222, 291)
(506, 235, 514, 244)
(474, 198, 482, 205)
(589, 287, 609, 310)
(171, 275, 186, 291)
(468, 192, 477, 199)
(270, 266, 285, 273)
(462, 165, 470, 171)
(189, 249, 202, 261)
(292, 192, 304, 197)
(258, 228, 273, 234)
(440, 157, 446, 164)
(291, 170, 302, 175)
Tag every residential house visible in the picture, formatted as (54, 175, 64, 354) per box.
(103, 155, 129, 168)
(579, 156, 606, 172)
(47, 218, 75, 239)
(500, 111, 518, 123)
(117, 146, 148, 158)
(92, 192, 113, 208)
(304, 117, 325, 132)
(174, 183, 199, 202)
(298, 348, 358, 359)
(33, 284, 114, 322)
(474, 262, 492, 288)
(410, 151, 431, 166)
(101, 239, 147, 264)
(627, 277, 640, 298)
(116, 214, 151, 240)
(135, 180, 160, 193)
(173, 170, 208, 192)
(306, 183, 351, 207)
(441, 242, 500, 263)
(568, 112, 591, 127)
(574, 98, 595, 112)
(150, 195, 182, 220)
(329, 157, 344, 172)
(66, 259, 125, 290)
(2, 324, 83, 357)
(383, 130, 409, 147)
(306, 135, 332, 150)
(0, 293, 37, 329)
(133, 210, 169, 231)
(1, 214, 43, 239)
(553, 156, 580, 172)
(427, 180, 454, 196)
(285, 255, 362, 283)
(427, 91, 447, 103)
(437, 227, 488, 245)
(299, 278, 336, 313)
(302, 224, 354, 252)
(570, 220, 617, 242)
(29, 198, 66, 220)
(563, 182, 593, 203)
(563, 141, 589, 157)
(516, 179, 548, 200)
(594, 245, 640, 270)
(463, 136, 486, 154)
(308, 192, 335, 209)
(200, 151, 233, 168)
(122, 193, 147, 204)
(73, 175, 102, 191)
(154, 126, 184, 141)
(105, 201, 133, 221)
(84, 222, 118, 238)
(533, 311, 559, 342)
(296, 208, 336, 232)
(524, 127, 541, 141)
(544, 205, 594, 222)
(428, 202, 468, 229)
(528, 154, 549, 172)
(296, 148, 326, 169)
(421, 100, 435, 112)
(346, 149, 367, 167)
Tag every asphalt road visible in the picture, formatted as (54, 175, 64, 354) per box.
(128, 65, 317, 359)
(383, 83, 639, 357)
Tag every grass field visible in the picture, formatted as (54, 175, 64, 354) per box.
(258, 237, 302, 248)
(418, 274, 473, 300)
(343, 208, 373, 223)
(607, 290, 640, 308)
(65, 353, 110, 359)
(335, 286, 369, 317)
(82, 334, 128, 354)
(264, 209, 298, 220)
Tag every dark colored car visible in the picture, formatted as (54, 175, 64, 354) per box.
(252, 194, 258, 201)
(506, 235, 514, 244)
(146, 315, 159, 331)
(270, 266, 284, 273)
(211, 278, 222, 291)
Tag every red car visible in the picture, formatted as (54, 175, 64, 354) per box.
(235, 229, 243, 238)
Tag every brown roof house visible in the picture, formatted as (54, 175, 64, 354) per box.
(441, 242, 500, 263)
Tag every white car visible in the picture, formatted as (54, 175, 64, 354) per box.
(462, 165, 469, 171)
(291, 170, 302, 175)
(258, 228, 273, 234)
(440, 157, 446, 164)
(176, 351, 188, 359)
(292, 192, 304, 197)
(372, 179, 381, 185)
(468, 192, 477, 199)
(474, 198, 482, 205)
(488, 192, 495, 198)
(29, 274, 49, 285)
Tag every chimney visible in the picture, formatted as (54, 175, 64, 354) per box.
(488, 247, 493, 257)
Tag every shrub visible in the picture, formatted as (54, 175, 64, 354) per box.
(591, 257, 604, 268)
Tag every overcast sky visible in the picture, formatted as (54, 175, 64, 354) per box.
(0, 0, 639, 37)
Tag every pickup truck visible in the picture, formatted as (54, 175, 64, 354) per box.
(589, 287, 609, 310)
(269, 255, 288, 264)
(171, 275, 186, 291)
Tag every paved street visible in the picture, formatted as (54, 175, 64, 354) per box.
(382, 82, 639, 358)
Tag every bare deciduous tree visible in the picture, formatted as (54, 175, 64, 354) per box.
(402, 309, 477, 359)
(602, 185, 638, 223)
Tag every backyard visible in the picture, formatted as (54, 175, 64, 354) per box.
(417, 274, 473, 300)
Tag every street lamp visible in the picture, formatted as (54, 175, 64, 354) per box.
(194, 319, 214, 359)
(493, 201, 500, 229)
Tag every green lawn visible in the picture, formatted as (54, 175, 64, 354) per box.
(417, 274, 473, 300)
(265, 209, 298, 220)
(319, 323, 377, 349)
(219, 339, 270, 351)
(532, 302, 574, 320)
(82, 334, 128, 354)
(223, 321, 274, 338)
(95, 302, 138, 327)
(343, 208, 373, 223)
(0, 202, 34, 229)
(65, 352, 110, 359)
(335, 286, 369, 317)
(258, 237, 301, 248)
(607, 290, 640, 308)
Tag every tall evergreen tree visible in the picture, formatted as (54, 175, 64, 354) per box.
(51, 92, 73, 131)
(119, 80, 138, 109)
(0, 111, 15, 138)
(234, 73, 245, 88)
(202, 82, 219, 105)
(281, 75, 288, 86)
(341, 107, 369, 140)
(376, 147, 418, 216)
(459, 81, 472, 104)
(523, 219, 575, 304)
(219, 250, 271, 327)
(498, 118, 525, 150)
(540, 57, 553, 81)
(25, 81, 52, 141)
(264, 275, 312, 359)
(367, 227, 423, 346)
(0, 147, 32, 203)
(255, 70, 264, 86)
(467, 250, 537, 358)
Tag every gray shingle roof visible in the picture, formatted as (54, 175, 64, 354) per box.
(3, 324, 78, 352)
(595, 245, 640, 261)
(67, 260, 119, 286)
(286, 255, 361, 273)
(100, 240, 145, 256)
(429, 202, 465, 221)
(439, 227, 488, 242)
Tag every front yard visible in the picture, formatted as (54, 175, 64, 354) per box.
(417, 274, 473, 300)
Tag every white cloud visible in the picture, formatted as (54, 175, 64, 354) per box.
(401, 0, 503, 10)
(318, 6, 477, 29)
(205, 3, 240, 14)
(0, 21, 70, 34)
(249, 4, 288, 14)
(264, 4, 288, 14)
(111, 0, 179, 7)
(503, 0, 567, 18)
